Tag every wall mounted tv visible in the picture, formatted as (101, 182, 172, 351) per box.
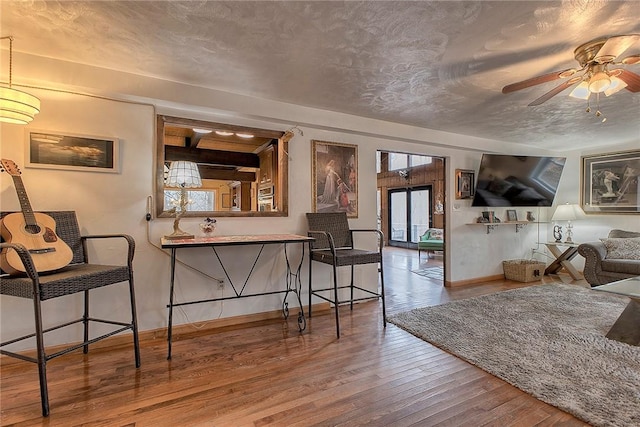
(472, 154, 566, 207)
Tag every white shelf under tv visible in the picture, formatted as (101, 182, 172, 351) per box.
(466, 221, 548, 234)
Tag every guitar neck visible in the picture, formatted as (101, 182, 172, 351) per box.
(11, 175, 38, 227)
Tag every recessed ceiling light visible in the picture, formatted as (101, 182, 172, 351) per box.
(215, 130, 234, 136)
(236, 133, 254, 138)
(192, 128, 213, 134)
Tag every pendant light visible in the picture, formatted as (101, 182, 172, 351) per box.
(0, 36, 40, 124)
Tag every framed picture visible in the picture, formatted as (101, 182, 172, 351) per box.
(506, 209, 518, 222)
(26, 130, 119, 173)
(581, 149, 640, 214)
(312, 140, 358, 217)
(455, 169, 475, 199)
(482, 210, 495, 223)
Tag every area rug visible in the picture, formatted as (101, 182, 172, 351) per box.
(411, 266, 443, 280)
(388, 283, 640, 427)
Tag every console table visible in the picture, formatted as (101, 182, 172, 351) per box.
(544, 241, 582, 280)
(161, 234, 314, 359)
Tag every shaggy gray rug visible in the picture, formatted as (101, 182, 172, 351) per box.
(388, 283, 640, 427)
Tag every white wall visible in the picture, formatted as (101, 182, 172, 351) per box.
(1, 59, 638, 350)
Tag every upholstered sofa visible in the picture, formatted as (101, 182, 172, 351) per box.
(418, 228, 444, 259)
(577, 229, 640, 286)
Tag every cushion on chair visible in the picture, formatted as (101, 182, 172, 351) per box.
(311, 248, 382, 267)
(0, 264, 130, 300)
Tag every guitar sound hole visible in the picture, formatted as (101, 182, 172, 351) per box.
(25, 224, 41, 234)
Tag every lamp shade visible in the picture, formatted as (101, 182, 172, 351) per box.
(552, 203, 584, 221)
(0, 86, 41, 124)
(165, 161, 202, 188)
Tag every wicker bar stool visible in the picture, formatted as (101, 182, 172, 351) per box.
(306, 212, 386, 338)
(0, 211, 140, 416)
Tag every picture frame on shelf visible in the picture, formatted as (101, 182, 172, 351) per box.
(25, 129, 119, 173)
(455, 169, 475, 199)
(312, 140, 358, 218)
(481, 210, 495, 223)
(581, 149, 640, 214)
(506, 209, 518, 222)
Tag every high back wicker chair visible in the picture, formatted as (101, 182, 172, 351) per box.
(306, 212, 386, 338)
(0, 211, 140, 417)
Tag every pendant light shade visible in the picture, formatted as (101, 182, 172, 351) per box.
(0, 36, 41, 124)
(0, 86, 41, 124)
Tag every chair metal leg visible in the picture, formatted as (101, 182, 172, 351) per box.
(128, 275, 141, 368)
(308, 257, 313, 320)
(379, 260, 387, 328)
(83, 290, 90, 354)
(332, 263, 340, 339)
(350, 264, 354, 311)
(32, 296, 50, 417)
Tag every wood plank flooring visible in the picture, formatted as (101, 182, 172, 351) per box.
(0, 247, 590, 426)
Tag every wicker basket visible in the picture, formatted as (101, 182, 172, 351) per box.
(502, 259, 546, 282)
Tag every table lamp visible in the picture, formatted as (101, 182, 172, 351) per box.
(164, 161, 202, 240)
(551, 203, 584, 244)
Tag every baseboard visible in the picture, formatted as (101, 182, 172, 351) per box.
(0, 303, 331, 366)
(445, 274, 505, 287)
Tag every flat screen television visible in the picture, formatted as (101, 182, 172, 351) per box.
(471, 154, 566, 207)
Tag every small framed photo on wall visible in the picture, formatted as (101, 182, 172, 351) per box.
(455, 169, 475, 199)
(506, 209, 518, 222)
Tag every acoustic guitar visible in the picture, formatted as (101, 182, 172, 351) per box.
(0, 159, 73, 274)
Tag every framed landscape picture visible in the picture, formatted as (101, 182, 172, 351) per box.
(312, 140, 358, 218)
(581, 149, 640, 214)
(26, 130, 119, 173)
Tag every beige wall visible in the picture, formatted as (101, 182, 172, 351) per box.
(1, 57, 638, 350)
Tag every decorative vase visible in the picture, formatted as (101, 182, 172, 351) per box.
(199, 217, 217, 236)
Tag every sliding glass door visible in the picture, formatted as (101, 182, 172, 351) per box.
(388, 186, 432, 248)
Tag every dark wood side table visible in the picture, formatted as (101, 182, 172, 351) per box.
(544, 241, 583, 280)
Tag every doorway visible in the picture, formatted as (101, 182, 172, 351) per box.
(388, 186, 432, 249)
(376, 150, 446, 289)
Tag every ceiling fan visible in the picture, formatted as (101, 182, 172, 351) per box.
(502, 34, 640, 107)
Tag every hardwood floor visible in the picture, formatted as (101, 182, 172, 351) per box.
(0, 247, 590, 426)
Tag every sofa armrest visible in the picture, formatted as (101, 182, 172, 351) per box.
(578, 241, 607, 286)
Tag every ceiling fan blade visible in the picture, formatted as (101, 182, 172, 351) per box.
(616, 69, 640, 92)
(621, 54, 640, 65)
(502, 68, 577, 94)
(527, 78, 581, 106)
(595, 34, 640, 63)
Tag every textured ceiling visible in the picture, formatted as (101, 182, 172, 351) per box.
(2, 1, 640, 151)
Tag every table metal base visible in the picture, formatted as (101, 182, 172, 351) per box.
(163, 235, 312, 359)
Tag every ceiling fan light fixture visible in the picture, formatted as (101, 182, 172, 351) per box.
(603, 76, 627, 96)
(569, 81, 590, 100)
(588, 71, 611, 93)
